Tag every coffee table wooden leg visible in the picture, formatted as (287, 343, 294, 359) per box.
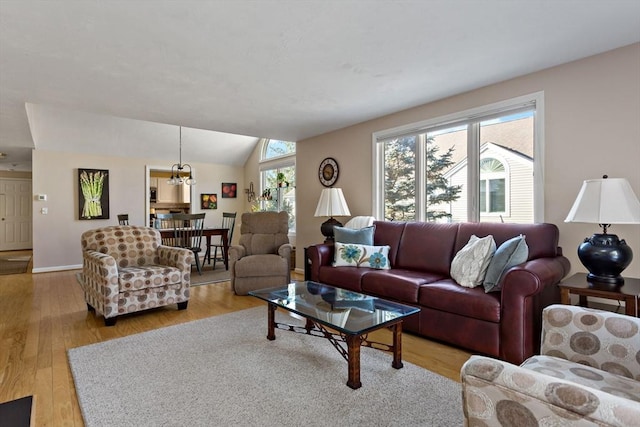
(346, 334, 361, 389)
(267, 303, 276, 341)
(392, 322, 403, 369)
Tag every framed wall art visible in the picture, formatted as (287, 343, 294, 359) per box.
(221, 182, 237, 198)
(78, 168, 110, 220)
(201, 193, 218, 210)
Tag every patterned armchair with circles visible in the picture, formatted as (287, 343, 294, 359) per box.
(228, 211, 292, 295)
(461, 304, 640, 425)
(80, 225, 193, 326)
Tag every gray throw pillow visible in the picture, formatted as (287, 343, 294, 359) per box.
(333, 226, 374, 245)
(483, 235, 529, 293)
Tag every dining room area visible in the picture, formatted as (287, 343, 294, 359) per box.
(149, 210, 237, 285)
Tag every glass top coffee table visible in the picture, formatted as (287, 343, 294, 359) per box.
(249, 281, 420, 389)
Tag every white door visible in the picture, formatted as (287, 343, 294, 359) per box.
(0, 178, 33, 250)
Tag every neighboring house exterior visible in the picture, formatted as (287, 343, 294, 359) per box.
(445, 142, 534, 223)
(432, 116, 534, 224)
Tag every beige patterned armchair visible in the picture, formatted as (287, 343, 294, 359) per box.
(461, 304, 640, 426)
(80, 225, 192, 326)
(228, 211, 292, 295)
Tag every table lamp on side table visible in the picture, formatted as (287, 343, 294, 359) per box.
(314, 188, 351, 243)
(565, 175, 640, 284)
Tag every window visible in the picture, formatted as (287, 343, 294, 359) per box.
(479, 158, 506, 214)
(259, 139, 296, 232)
(373, 93, 542, 223)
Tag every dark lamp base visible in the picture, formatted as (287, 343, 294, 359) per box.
(578, 233, 633, 285)
(320, 217, 343, 243)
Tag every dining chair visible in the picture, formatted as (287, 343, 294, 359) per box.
(171, 213, 206, 275)
(117, 214, 129, 225)
(154, 213, 177, 246)
(206, 212, 237, 269)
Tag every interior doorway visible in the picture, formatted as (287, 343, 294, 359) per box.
(0, 178, 33, 250)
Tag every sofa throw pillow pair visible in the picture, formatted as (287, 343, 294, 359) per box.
(482, 235, 529, 293)
(450, 235, 496, 288)
(334, 242, 391, 270)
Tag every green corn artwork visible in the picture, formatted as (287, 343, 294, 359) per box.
(80, 170, 106, 218)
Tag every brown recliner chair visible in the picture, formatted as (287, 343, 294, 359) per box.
(228, 211, 292, 295)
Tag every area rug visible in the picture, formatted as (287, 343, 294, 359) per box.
(0, 255, 31, 275)
(68, 308, 462, 426)
(190, 263, 230, 286)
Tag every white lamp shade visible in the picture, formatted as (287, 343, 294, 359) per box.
(314, 188, 351, 217)
(565, 178, 640, 224)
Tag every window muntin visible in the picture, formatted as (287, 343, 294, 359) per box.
(374, 94, 541, 223)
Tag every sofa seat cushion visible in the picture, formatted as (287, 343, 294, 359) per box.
(361, 270, 448, 303)
(118, 265, 183, 291)
(418, 279, 501, 322)
(318, 266, 368, 292)
(521, 355, 640, 403)
(235, 254, 288, 278)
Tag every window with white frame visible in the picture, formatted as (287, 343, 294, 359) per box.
(373, 93, 542, 223)
(259, 139, 296, 232)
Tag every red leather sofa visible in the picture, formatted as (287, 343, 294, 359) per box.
(306, 221, 571, 365)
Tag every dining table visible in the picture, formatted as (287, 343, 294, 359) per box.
(159, 228, 230, 270)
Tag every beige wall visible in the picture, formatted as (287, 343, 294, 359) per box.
(32, 150, 245, 271)
(295, 43, 640, 278)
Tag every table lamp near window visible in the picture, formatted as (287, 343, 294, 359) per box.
(565, 175, 640, 284)
(314, 188, 351, 243)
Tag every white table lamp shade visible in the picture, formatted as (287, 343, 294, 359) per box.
(565, 178, 640, 224)
(314, 188, 351, 217)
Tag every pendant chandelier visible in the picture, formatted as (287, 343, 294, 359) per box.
(167, 126, 196, 186)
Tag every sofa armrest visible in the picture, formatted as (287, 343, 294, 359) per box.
(157, 245, 193, 275)
(461, 355, 640, 426)
(82, 250, 120, 318)
(498, 256, 571, 363)
(306, 244, 335, 281)
(542, 304, 640, 378)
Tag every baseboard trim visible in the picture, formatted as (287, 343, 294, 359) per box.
(32, 264, 82, 274)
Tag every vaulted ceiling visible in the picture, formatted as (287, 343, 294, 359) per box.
(1, 0, 639, 171)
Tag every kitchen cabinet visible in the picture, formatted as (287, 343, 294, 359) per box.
(156, 179, 175, 203)
(178, 182, 191, 203)
(152, 178, 190, 204)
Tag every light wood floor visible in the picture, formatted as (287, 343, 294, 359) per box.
(0, 251, 472, 426)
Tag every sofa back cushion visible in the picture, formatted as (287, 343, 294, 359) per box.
(372, 221, 406, 266)
(455, 222, 559, 260)
(395, 222, 459, 275)
(81, 225, 161, 267)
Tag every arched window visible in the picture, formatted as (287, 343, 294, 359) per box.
(259, 139, 296, 232)
(263, 140, 295, 160)
(479, 157, 506, 213)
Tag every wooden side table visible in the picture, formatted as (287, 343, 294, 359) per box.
(558, 273, 640, 317)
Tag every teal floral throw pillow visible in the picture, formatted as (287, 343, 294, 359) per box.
(333, 242, 391, 269)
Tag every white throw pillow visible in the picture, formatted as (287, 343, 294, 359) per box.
(333, 242, 391, 269)
(450, 235, 496, 288)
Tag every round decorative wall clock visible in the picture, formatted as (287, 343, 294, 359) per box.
(318, 157, 339, 187)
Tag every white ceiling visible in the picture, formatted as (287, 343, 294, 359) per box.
(1, 0, 639, 171)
